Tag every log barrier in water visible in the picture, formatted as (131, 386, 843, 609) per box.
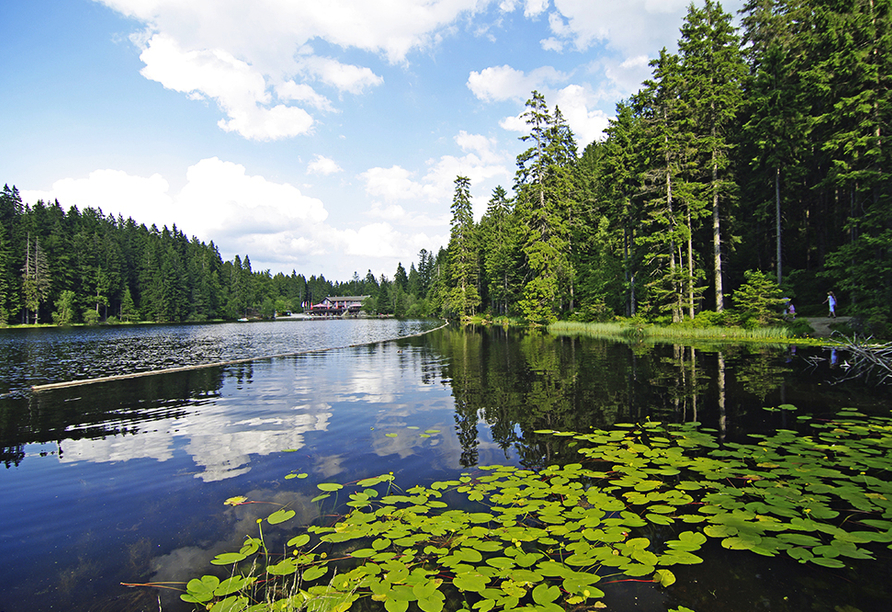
(30, 321, 449, 392)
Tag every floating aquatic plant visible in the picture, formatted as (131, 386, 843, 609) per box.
(177, 408, 892, 611)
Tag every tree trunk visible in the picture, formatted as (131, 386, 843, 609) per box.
(712, 147, 724, 312)
(687, 209, 695, 319)
(776, 166, 782, 284)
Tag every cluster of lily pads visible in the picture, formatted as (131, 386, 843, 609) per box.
(180, 407, 892, 612)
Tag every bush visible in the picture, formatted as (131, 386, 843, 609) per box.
(730, 270, 787, 326)
(691, 310, 730, 328)
(848, 312, 890, 339)
(82, 309, 100, 325)
(785, 317, 815, 337)
(52, 290, 77, 326)
(568, 297, 614, 323)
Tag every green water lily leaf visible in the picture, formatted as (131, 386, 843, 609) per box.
(659, 550, 703, 565)
(267, 509, 295, 525)
(454, 571, 490, 592)
(778, 533, 821, 547)
(704, 524, 737, 538)
(417, 591, 445, 612)
(267, 559, 297, 576)
(302, 564, 328, 582)
(384, 600, 409, 612)
(210, 552, 247, 566)
(511, 569, 544, 583)
(317, 482, 344, 492)
(787, 547, 814, 561)
(722, 536, 762, 551)
(810, 556, 846, 568)
(654, 569, 676, 587)
(182, 576, 219, 602)
(357, 474, 393, 487)
(532, 583, 561, 604)
(647, 513, 675, 525)
(287, 534, 310, 548)
(210, 596, 248, 612)
(214, 576, 255, 597)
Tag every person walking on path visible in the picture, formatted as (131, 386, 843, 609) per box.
(823, 291, 837, 318)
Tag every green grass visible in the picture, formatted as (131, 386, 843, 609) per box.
(548, 320, 832, 346)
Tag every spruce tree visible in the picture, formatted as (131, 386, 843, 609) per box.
(515, 91, 575, 323)
(678, 0, 746, 311)
(446, 176, 480, 316)
(600, 101, 647, 316)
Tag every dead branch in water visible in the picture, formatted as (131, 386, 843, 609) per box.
(832, 333, 892, 385)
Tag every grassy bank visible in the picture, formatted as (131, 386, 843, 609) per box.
(548, 320, 832, 346)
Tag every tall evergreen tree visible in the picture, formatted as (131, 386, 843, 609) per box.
(446, 176, 480, 316)
(678, 0, 746, 311)
(21, 234, 50, 324)
(817, 0, 892, 315)
(515, 91, 575, 323)
(739, 0, 806, 285)
(600, 101, 647, 316)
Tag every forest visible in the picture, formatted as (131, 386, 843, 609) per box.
(1, 0, 889, 331)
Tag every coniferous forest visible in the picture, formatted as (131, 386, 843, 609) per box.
(1, 0, 889, 331)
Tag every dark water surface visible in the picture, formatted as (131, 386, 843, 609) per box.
(0, 321, 889, 612)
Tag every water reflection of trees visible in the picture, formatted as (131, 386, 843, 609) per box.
(431, 326, 796, 471)
(0, 367, 226, 468)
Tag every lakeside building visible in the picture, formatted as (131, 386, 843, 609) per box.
(308, 296, 370, 317)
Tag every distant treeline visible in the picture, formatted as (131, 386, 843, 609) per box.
(0, 184, 390, 325)
(426, 0, 890, 332)
(0, 180, 447, 325)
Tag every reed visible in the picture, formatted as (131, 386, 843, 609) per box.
(549, 320, 792, 343)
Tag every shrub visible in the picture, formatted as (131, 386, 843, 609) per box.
(568, 297, 614, 323)
(785, 317, 815, 337)
(52, 290, 77, 326)
(730, 270, 787, 326)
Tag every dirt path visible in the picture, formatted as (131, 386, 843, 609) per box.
(803, 316, 851, 337)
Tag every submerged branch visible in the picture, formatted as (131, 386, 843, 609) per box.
(832, 334, 892, 385)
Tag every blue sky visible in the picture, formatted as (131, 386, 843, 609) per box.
(2, 0, 743, 281)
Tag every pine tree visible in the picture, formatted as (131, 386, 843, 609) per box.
(817, 0, 892, 315)
(446, 176, 480, 316)
(637, 49, 694, 321)
(21, 234, 50, 324)
(600, 101, 647, 316)
(0, 185, 23, 322)
(739, 0, 807, 285)
(515, 91, 575, 323)
(678, 0, 746, 311)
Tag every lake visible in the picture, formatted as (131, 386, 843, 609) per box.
(0, 320, 889, 612)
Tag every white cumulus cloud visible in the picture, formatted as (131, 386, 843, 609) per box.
(21, 170, 172, 215)
(21, 159, 329, 264)
(137, 33, 314, 140)
(307, 155, 343, 176)
(360, 131, 509, 209)
(98, 0, 486, 140)
(497, 84, 609, 146)
(467, 65, 569, 102)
